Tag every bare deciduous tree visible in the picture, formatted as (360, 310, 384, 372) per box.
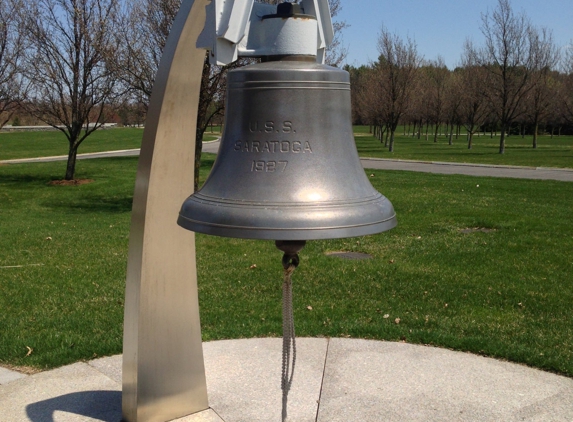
(425, 56, 449, 143)
(527, 27, 559, 148)
(113, 0, 178, 103)
(414, 70, 433, 141)
(346, 64, 369, 125)
(0, 0, 25, 128)
(21, 0, 119, 180)
(459, 40, 490, 149)
(324, 0, 348, 67)
(476, 0, 539, 153)
(443, 69, 462, 145)
(559, 42, 573, 126)
(375, 26, 421, 152)
(358, 66, 389, 144)
(115, 0, 242, 189)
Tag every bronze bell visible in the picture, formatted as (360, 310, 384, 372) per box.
(178, 60, 397, 240)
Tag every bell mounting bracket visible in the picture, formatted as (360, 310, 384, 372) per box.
(197, 0, 335, 65)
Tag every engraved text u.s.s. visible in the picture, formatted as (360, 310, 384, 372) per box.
(233, 120, 313, 173)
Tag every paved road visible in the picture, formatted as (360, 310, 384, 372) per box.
(361, 157, 573, 182)
(0, 148, 141, 164)
(2, 140, 573, 182)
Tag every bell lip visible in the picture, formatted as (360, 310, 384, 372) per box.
(178, 190, 397, 240)
(177, 213, 397, 241)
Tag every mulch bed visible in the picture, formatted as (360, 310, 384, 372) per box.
(48, 179, 94, 186)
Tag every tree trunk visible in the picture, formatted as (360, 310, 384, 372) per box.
(433, 123, 439, 143)
(448, 122, 453, 145)
(388, 130, 395, 152)
(499, 125, 506, 154)
(467, 132, 473, 149)
(65, 145, 79, 180)
(532, 122, 538, 149)
(194, 128, 204, 192)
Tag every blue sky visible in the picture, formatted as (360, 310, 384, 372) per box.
(335, 0, 573, 68)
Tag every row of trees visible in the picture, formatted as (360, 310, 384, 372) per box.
(2, 0, 572, 179)
(349, 0, 573, 154)
(0, 0, 347, 180)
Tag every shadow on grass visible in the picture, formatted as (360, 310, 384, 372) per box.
(0, 173, 63, 186)
(26, 390, 121, 422)
(44, 195, 134, 214)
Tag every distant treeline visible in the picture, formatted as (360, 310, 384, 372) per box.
(345, 0, 573, 152)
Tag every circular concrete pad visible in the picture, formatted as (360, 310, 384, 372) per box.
(203, 338, 573, 421)
(316, 338, 573, 421)
(1, 338, 572, 421)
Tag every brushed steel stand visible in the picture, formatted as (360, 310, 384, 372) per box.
(122, 1, 210, 420)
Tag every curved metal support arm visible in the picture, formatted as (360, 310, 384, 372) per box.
(122, 1, 210, 421)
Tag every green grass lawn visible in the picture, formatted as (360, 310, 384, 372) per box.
(354, 125, 573, 169)
(0, 128, 221, 161)
(2, 127, 572, 170)
(1, 155, 572, 377)
(0, 128, 144, 160)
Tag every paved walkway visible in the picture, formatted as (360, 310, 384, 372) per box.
(361, 157, 573, 182)
(2, 338, 573, 421)
(2, 141, 572, 182)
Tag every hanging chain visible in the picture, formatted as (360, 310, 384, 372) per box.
(281, 252, 299, 422)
